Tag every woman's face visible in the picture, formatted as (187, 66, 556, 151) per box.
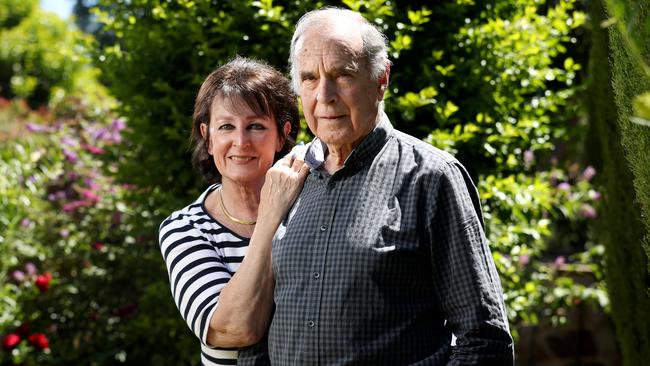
(201, 96, 287, 186)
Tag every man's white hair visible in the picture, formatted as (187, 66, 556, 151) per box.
(288, 7, 390, 93)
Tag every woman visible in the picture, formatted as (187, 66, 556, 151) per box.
(158, 57, 308, 366)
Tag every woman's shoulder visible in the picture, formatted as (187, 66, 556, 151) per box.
(159, 184, 220, 234)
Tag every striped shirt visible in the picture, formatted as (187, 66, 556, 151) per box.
(159, 184, 246, 366)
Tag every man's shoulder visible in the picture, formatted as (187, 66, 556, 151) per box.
(390, 128, 459, 171)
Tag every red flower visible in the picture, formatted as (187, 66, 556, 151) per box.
(27, 333, 49, 350)
(92, 242, 105, 251)
(2, 333, 21, 350)
(35, 272, 53, 292)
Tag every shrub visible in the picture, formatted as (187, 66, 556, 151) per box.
(0, 1, 106, 108)
(0, 99, 195, 365)
(93, 0, 607, 337)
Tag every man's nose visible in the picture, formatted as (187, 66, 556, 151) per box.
(317, 77, 336, 104)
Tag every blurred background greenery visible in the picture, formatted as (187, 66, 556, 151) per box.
(0, 0, 648, 365)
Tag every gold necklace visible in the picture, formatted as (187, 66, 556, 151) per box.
(218, 186, 256, 225)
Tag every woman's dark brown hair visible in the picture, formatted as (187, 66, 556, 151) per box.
(191, 56, 300, 183)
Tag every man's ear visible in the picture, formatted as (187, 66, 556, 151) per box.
(378, 64, 390, 98)
(278, 121, 292, 152)
(200, 123, 212, 153)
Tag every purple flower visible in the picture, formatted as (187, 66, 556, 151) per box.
(554, 256, 566, 267)
(109, 131, 122, 144)
(111, 118, 126, 131)
(91, 127, 109, 141)
(25, 123, 49, 133)
(580, 203, 597, 219)
(84, 178, 99, 190)
(581, 166, 596, 181)
(523, 150, 534, 166)
(67, 171, 80, 180)
(11, 270, 26, 282)
(557, 182, 571, 191)
(63, 149, 78, 162)
(59, 229, 70, 237)
(27, 176, 37, 184)
(20, 218, 32, 227)
(60, 136, 78, 147)
(24, 262, 37, 275)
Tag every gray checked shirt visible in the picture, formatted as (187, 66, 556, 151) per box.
(239, 113, 514, 366)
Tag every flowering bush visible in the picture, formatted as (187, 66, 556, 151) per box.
(0, 98, 195, 365)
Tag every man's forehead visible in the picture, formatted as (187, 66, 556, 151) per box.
(296, 35, 362, 65)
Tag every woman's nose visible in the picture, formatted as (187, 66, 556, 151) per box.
(233, 129, 251, 148)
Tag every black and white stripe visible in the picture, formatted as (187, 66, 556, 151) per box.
(159, 184, 248, 366)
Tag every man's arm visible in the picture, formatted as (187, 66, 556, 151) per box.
(427, 161, 514, 365)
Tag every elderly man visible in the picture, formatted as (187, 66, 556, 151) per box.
(257, 7, 513, 366)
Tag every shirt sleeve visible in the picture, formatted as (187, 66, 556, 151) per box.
(158, 216, 232, 347)
(427, 161, 514, 365)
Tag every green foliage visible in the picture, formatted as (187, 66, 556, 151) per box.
(0, 100, 195, 365)
(592, 0, 650, 364)
(92, 0, 607, 340)
(0, 2, 106, 108)
(94, 0, 317, 214)
(0, 0, 37, 28)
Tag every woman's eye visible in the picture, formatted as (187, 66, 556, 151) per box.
(249, 123, 267, 130)
(218, 124, 234, 130)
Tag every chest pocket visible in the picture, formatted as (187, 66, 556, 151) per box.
(344, 144, 417, 253)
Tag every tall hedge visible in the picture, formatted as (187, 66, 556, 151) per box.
(592, 0, 650, 364)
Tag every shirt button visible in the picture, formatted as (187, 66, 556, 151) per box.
(312, 272, 320, 279)
(307, 320, 315, 328)
(320, 225, 327, 231)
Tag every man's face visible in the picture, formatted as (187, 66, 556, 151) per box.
(295, 29, 385, 151)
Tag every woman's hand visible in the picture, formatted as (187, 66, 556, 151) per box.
(258, 155, 309, 223)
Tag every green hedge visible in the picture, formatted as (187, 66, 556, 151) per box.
(595, 0, 650, 365)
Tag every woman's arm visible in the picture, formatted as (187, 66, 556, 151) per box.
(206, 156, 309, 348)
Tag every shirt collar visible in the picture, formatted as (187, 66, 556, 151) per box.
(302, 111, 394, 171)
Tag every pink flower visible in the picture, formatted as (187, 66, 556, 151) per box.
(557, 182, 571, 191)
(82, 144, 105, 154)
(518, 254, 530, 266)
(523, 150, 534, 167)
(27, 333, 49, 350)
(20, 218, 32, 227)
(59, 229, 70, 237)
(581, 166, 596, 181)
(554, 256, 566, 267)
(62, 200, 92, 212)
(2, 333, 21, 350)
(580, 203, 597, 219)
(35, 273, 53, 292)
(82, 190, 100, 202)
(588, 190, 602, 201)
